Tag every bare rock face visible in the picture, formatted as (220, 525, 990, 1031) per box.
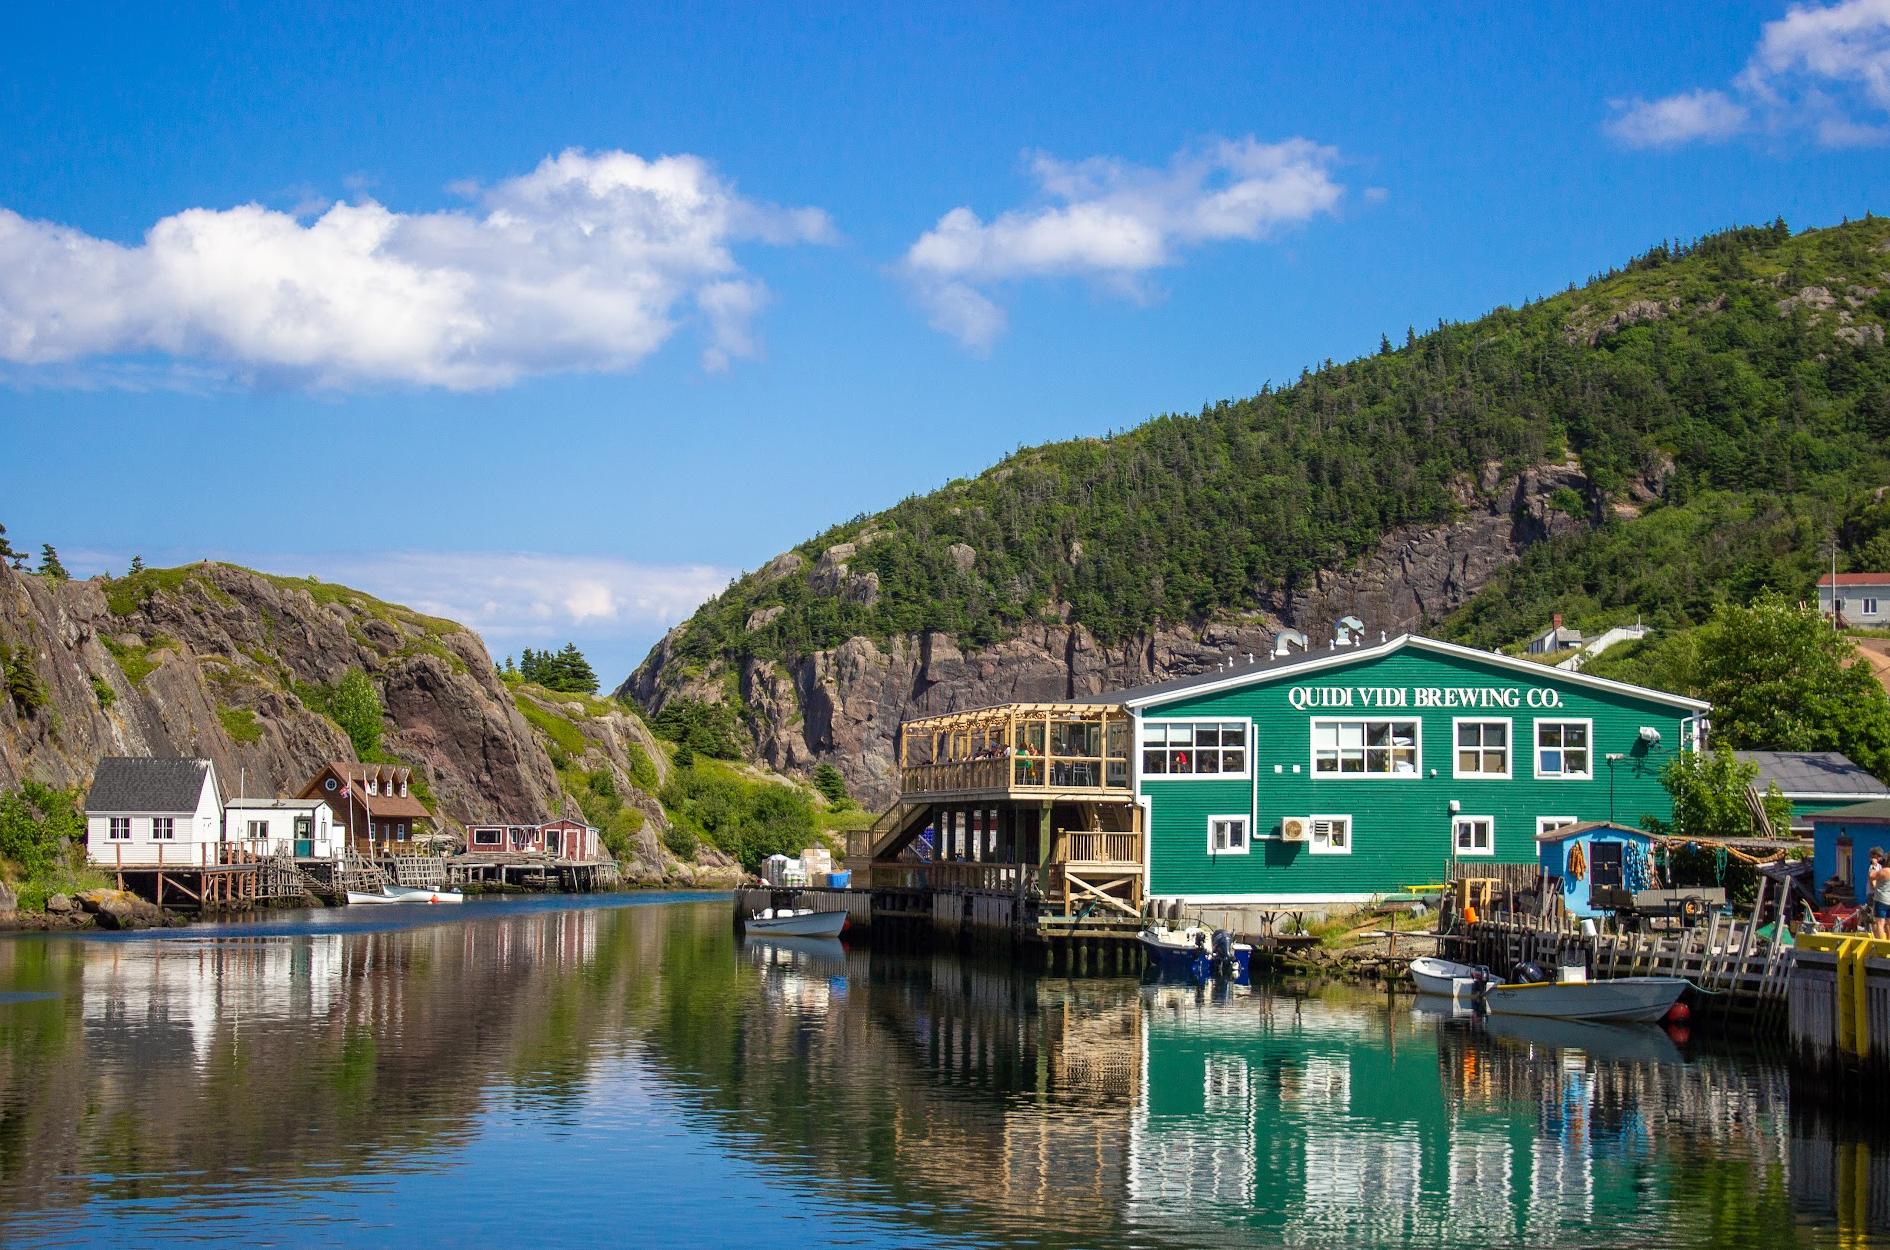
(0, 561, 558, 829)
(627, 461, 1600, 807)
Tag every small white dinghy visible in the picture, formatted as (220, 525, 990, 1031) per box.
(745, 908, 847, 938)
(1408, 956, 1491, 1000)
(346, 886, 465, 906)
(1479, 976, 1687, 1024)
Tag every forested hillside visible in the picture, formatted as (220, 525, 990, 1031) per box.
(631, 217, 1890, 801)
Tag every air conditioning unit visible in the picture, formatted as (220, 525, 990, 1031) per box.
(1280, 817, 1309, 843)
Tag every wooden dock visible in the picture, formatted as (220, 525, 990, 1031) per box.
(100, 840, 314, 911)
(731, 882, 1148, 971)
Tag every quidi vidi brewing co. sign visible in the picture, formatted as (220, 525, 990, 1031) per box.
(1285, 685, 1565, 711)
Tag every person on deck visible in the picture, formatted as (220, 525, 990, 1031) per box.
(1870, 847, 1890, 939)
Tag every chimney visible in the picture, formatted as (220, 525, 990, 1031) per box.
(1552, 613, 1563, 629)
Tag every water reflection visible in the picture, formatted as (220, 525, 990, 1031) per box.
(0, 898, 1882, 1248)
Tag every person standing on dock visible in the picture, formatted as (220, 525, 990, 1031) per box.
(1870, 847, 1890, 939)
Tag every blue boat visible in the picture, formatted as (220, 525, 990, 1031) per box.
(1138, 926, 1253, 983)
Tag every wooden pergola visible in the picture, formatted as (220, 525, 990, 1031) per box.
(899, 701, 1133, 802)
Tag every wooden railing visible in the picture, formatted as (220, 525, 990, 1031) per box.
(900, 757, 1131, 797)
(1060, 831, 1140, 866)
(852, 861, 1031, 892)
(94, 838, 274, 870)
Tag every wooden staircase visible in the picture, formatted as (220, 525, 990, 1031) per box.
(849, 801, 933, 864)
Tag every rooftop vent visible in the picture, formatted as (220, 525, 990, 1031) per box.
(1273, 628, 1310, 657)
(1333, 616, 1365, 648)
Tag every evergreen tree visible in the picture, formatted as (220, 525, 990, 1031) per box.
(547, 642, 598, 694)
(37, 545, 68, 581)
(128, 555, 145, 574)
(0, 522, 14, 562)
(811, 762, 850, 806)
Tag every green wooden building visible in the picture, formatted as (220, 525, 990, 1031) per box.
(1119, 634, 1706, 907)
(871, 632, 1708, 915)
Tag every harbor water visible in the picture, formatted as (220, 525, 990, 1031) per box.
(0, 895, 1884, 1248)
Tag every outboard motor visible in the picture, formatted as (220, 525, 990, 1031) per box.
(1210, 929, 1236, 978)
(1510, 960, 1549, 985)
(1188, 930, 1211, 983)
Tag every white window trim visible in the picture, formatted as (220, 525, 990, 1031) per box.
(1536, 816, 1580, 837)
(1206, 814, 1251, 856)
(1454, 815, 1495, 857)
(1309, 813, 1353, 856)
(1143, 718, 1253, 781)
(1535, 718, 1595, 780)
(1308, 716, 1424, 780)
(108, 817, 130, 841)
(1451, 716, 1513, 780)
(1865, 597, 1881, 615)
(152, 817, 176, 841)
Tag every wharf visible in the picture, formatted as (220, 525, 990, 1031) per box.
(101, 844, 620, 911)
(732, 881, 1149, 972)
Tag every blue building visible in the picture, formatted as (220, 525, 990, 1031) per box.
(1536, 821, 1657, 918)
(1810, 799, 1890, 906)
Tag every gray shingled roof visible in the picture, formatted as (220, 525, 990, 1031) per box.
(1812, 798, 1890, 823)
(1733, 751, 1890, 798)
(85, 757, 214, 814)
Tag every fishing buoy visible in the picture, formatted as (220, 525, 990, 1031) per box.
(1666, 1024, 1691, 1046)
(1664, 1001, 1691, 1025)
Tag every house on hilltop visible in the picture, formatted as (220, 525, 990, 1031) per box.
(1819, 572, 1890, 628)
(296, 762, 430, 855)
(85, 757, 225, 866)
(1524, 614, 1584, 655)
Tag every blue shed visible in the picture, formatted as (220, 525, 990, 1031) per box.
(1810, 799, 1890, 906)
(1537, 821, 1658, 918)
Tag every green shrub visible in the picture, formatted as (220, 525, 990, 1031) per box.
(328, 669, 383, 758)
(90, 675, 115, 708)
(659, 763, 815, 871)
(218, 705, 263, 745)
(102, 634, 172, 687)
(625, 742, 660, 792)
(0, 782, 85, 884)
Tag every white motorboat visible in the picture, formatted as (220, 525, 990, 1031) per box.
(1408, 956, 1491, 1000)
(745, 907, 848, 938)
(1478, 976, 1687, 1023)
(345, 886, 465, 905)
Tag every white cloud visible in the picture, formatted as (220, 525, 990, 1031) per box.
(293, 551, 734, 643)
(1607, 0, 1890, 148)
(901, 137, 1344, 348)
(1605, 89, 1751, 148)
(0, 148, 835, 390)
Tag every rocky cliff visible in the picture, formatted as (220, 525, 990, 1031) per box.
(0, 559, 728, 883)
(627, 461, 1602, 806)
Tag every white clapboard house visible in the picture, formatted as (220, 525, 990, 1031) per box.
(223, 797, 341, 860)
(85, 757, 227, 867)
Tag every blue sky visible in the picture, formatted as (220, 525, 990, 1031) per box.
(3, 1, 1888, 684)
